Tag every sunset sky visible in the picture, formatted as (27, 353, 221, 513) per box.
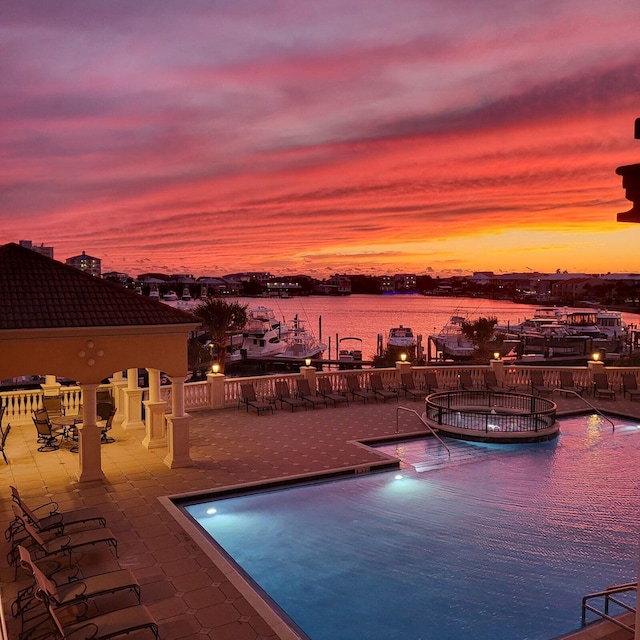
(3, 0, 640, 277)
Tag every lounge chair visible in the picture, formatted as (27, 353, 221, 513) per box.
(11, 505, 118, 566)
(32, 409, 60, 452)
(400, 373, 425, 401)
(345, 376, 378, 403)
(275, 381, 307, 412)
(10, 485, 106, 534)
(296, 379, 327, 409)
(483, 370, 514, 392)
(19, 545, 141, 611)
(458, 370, 475, 390)
(424, 371, 444, 394)
(559, 370, 583, 395)
(317, 378, 349, 407)
(529, 370, 553, 396)
(46, 597, 159, 640)
(239, 383, 273, 415)
(622, 373, 640, 401)
(592, 373, 616, 400)
(369, 373, 399, 402)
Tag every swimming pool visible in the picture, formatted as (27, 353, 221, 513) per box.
(182, 415, 640, 640)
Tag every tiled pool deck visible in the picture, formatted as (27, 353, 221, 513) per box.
(2, 393, 639, 639)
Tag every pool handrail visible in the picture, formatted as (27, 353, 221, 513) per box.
(552, 389, 617, 430)
(395, 406, 451, 458)
(580, 580, 637, 631)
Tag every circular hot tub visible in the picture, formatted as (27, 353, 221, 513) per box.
(425, 389, 559, 443)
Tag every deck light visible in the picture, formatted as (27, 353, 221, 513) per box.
(400, 353, 407, 362)
(305, 358, 312, 366)
(493, 352, 500, 360)
(212, 363, 220, 374)
(591, 352, 600, 361)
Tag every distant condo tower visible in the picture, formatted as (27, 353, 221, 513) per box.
(19, 239, 53, 259)
(65, 250, 102, 277)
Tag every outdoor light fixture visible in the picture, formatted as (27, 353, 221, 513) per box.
(400, 353, 407, 362)
(494, 352, 501, 360)
(305, 358, 312, 366)
(591, 352, 600, 361)
(212, 363, 220, 374)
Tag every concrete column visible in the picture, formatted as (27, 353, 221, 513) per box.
(147, 368, 161, 403)
(77, 383, 105, 482)
(207, 372, 225, 409)
(121, 368, 145, 430)
(142, 400, 168, 449)
(109, 372, 128, 424)
(163, 376, 192, 468)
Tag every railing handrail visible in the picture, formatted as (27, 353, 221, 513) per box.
(581, 581, 637, 630)
(551, 389, 617, 430)
(396, 406, 451, 458)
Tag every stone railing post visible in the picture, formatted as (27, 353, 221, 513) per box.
(142, 368, 167, 449)
(40, 374, 61, 397)
(587, 359, 605, 379)
(300, 365, 317, 388)
(207, 371, 226, 409)
(395, 361, 412, 375)
(490, 358, 506, 383)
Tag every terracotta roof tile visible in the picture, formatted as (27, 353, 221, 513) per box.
(0, 243, 200, 330)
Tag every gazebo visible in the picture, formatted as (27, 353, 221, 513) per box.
(0, 242, 200, 481)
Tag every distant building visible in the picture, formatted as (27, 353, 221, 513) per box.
(65, 251, 101, 277)
(394, 273, 417, 292)
(314, 274, 352, 295)
(19, 240, 53, 259)
(378, 275, 394, 293)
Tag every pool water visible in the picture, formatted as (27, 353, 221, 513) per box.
(184, 415, 640, 640)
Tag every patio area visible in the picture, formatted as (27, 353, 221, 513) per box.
(1, 391, 639, 639)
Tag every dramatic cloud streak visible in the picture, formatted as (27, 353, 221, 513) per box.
(2, 0, 640, 276)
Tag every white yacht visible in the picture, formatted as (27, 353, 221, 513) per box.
(387, 325, 416, 348)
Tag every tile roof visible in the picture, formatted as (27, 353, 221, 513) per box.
(0, 243, 200, 330)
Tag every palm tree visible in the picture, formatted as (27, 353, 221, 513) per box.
(193, 297, 248, 373)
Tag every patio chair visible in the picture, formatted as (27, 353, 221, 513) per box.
(32, 409, 60, 452)
(275, 381, 307, 412)
(99, 406, 117, 444)
(0, 420, 9, 464)
(559, 370, 583, 396)
(239, 383, 273, 415)
(592, 373, 616, 400)
(400, 372, 425, 401)
(19, 545, 141, 612)
(622, 373, 640, 401)
(296, 378, 327, 409)
(529, 370, 553, 396)
(345, 375, 378, 404)
(317, 378, 349, 407)
(424, 371, 444, 394)
(42, 395, 64, 419)
(369, 373, 399, 402)
(11, 505, 118, 567)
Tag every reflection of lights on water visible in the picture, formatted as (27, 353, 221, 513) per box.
(206, 507, 217, 515)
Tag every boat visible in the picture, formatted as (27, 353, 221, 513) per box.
(387, 325, 417, 349)
(276, 315, 326, 360)
(181, 286, 192, 301)
(338, 337, 363, 369)
(162, 291, 179, 302)
(428, 315, 475, 361)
